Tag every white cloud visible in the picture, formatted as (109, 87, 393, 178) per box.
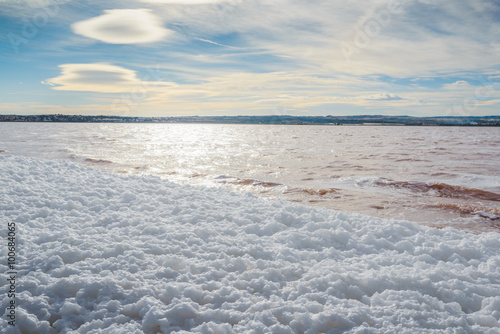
(443, 80, 471, 90)
(358, 92, 404, 101)
(72, 9, 171, 44)
(41, 80, 56, 86)
(327, 92, 407, 106)
(46, 63, 173, 93)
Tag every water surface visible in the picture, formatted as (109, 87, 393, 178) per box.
(1, 123, 498, 233)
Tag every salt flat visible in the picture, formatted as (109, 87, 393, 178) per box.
(1, 154, 499, 333)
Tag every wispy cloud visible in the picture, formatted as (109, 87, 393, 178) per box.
(135, 0, 500, 77)
(357, 93, 405, 101)
(443, 80, 471, 90)
(41, 80, 56, 86)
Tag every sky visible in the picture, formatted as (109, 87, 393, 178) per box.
(1, 0, 499, 117)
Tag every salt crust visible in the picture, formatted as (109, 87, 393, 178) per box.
(0, 155, 499, 333)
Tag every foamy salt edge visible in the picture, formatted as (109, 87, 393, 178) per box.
(0, 155, 499, 333)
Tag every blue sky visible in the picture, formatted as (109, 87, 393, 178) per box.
(1, 0, 499, 116)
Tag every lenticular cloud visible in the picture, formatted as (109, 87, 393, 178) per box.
(72, 9, 171, 44)
(0, 154, 499, 333)
(46, 63, 143, 93)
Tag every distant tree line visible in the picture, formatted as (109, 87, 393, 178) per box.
(1, 114, 499, 126)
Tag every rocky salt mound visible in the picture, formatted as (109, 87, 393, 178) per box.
(0, 155, 499, 333)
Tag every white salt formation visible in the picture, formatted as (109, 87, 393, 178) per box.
(1, 155, 499, 333)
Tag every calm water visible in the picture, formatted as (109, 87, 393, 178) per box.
(1, 123, 499, 233)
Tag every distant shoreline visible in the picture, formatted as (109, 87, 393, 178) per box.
(1, 114, 499, 126)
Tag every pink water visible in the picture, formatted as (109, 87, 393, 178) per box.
(1, 123, 499, 233)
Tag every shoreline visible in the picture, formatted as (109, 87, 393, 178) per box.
(1, 114, 500, 126)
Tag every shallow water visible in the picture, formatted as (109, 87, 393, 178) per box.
(1, 122, 499, 233)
